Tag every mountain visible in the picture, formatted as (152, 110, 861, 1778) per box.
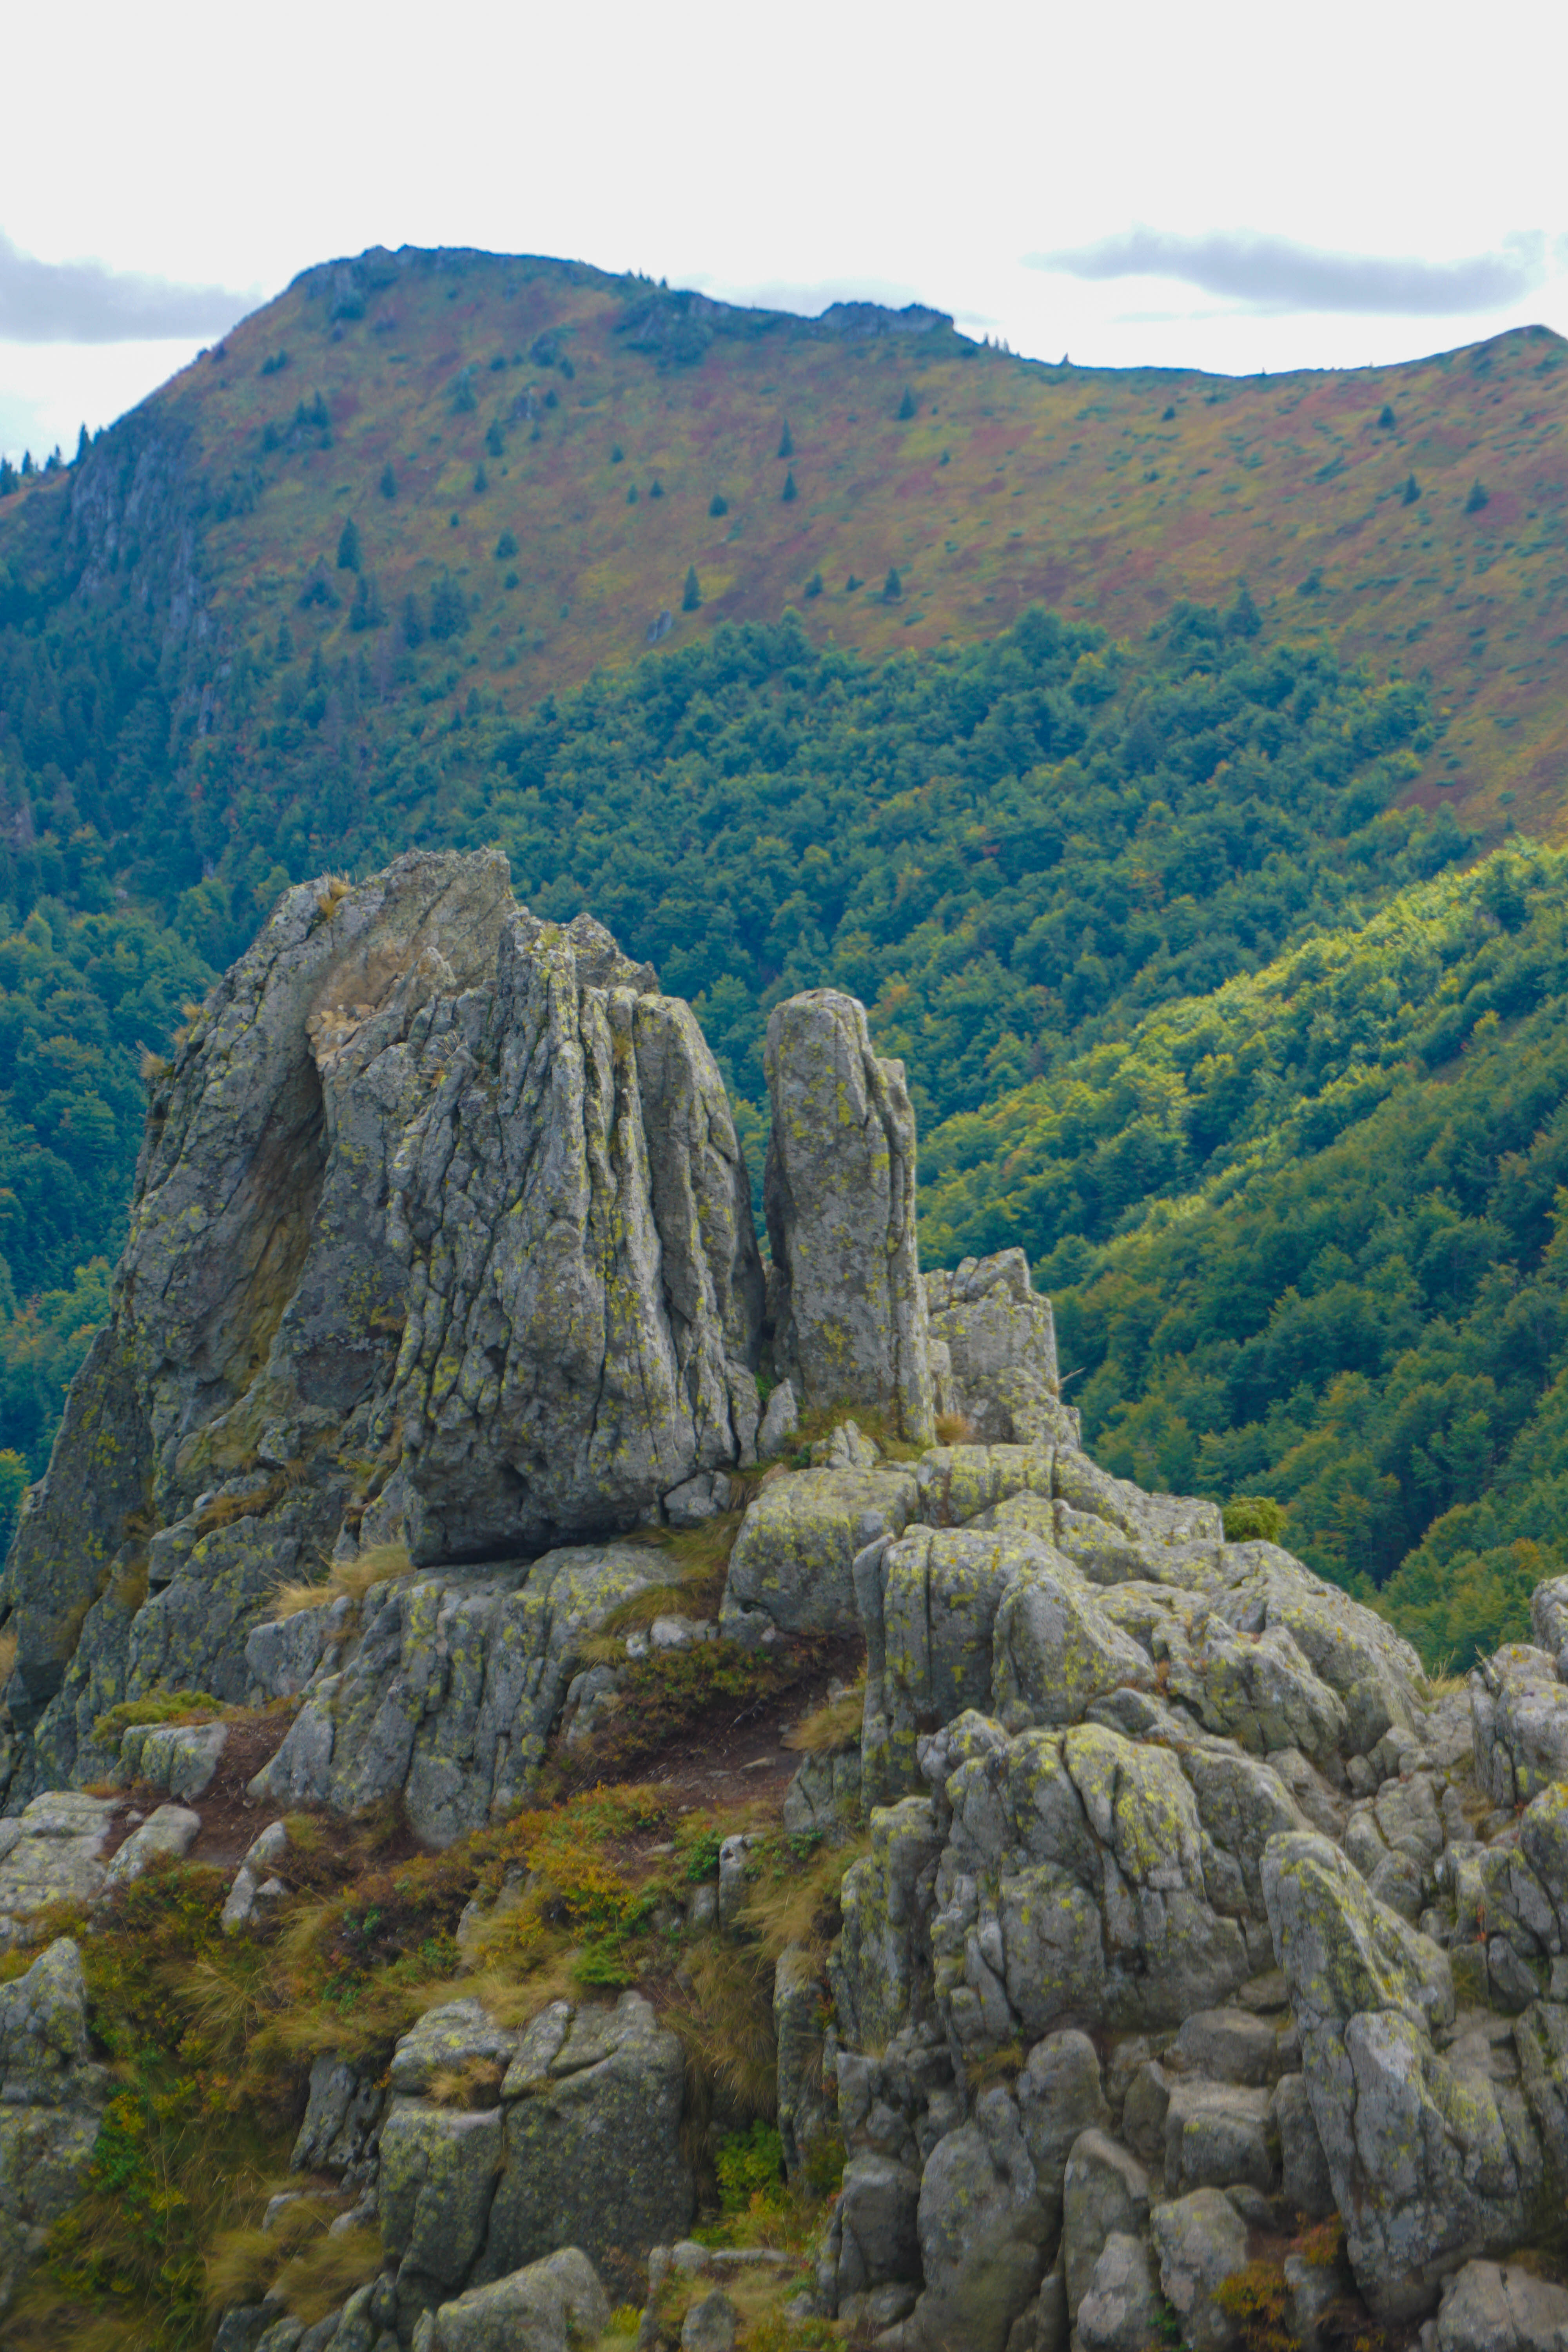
(1, 242, 1565, 922)
(1, 244, 1567, 1657)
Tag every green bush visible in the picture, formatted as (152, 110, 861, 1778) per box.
(1223, 1497, 1286, 1544)
(715, 2120, 785, 2212)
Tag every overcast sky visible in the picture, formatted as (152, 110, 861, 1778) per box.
(2, 0, 1564, 462)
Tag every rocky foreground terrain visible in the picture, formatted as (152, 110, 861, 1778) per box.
(5, 851, 1568, 2351)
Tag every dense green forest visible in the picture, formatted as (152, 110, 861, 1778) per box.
(5, 537, 1561, 1665)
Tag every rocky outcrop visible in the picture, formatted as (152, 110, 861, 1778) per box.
(0, 853, 766, 1809)
(20, 856, 1568, 2350)
(0, 1939, 109, 2319)
(764, 990, 933, 1446)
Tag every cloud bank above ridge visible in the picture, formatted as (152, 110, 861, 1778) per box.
(1029, 228, 1558, 316)
(0, 230, 251, 344)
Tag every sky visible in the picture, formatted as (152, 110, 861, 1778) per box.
(2, 0, 1564, 463)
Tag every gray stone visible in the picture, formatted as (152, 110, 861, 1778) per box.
(0, 1939, 109, 2320)
(829, 2154, 922, 2306)
(1473, 1647, 1568, 1809)
(1015, 2031, 1109, 2214)
(926, 1252, 1062, 1448)
(120, 1717, 229, 1799)
(390, 2001, 518, 2096)
(1271, 2072, 1335, 2218)
(1263, 1830, 1531, 2321)
(379, 2098, 503, 2292)
(3, 857, 768, 1806)
(724, 1463, 916, 1640)
(290, 2056, 385, 2178)
(1150, 2188, 1248, 2352)
(420, 2247, 610, 2352)
(681, 2289, 739, 2351)
(1075, 2231, 1162, 2352)
(100, 1801, 202, 1893)
(1062, 2129, 1150, 2316)
(0, 1791, 117, 1935)
(482, 1993, 691, 2281)
(775, 1945, 829, 2181)
(1174, 2007, 1278, 2087)
(1436, 2258, 1568, 2352)
(250, 1543, 668, 1840)
(913, 2092, 1045, 2352)
(757, 1379, 799, 1459)
(763, 989, 933, 1445)
(1163, 2082, 1277, 2195)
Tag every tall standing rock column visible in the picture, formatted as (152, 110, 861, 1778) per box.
(764, 991, 934, 1445)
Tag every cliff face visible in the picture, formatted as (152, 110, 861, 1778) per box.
(0, 851, 768, 1800)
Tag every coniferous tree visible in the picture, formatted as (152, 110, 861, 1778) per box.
(709, 493, 728, 517)
(337, 517, 361, 571)
(781, 471, 797, 504)
(778, 421, 793, 459)
(74, 424, 89, 463)
(485, 419, 504, 458)
(1401, 474, 1421, 506)
(897, 387, 917, 419)
(883, 566, 902, 600)
(473, 464, 488, 495)
(1466, 479, 1490, 513)
(380, 463, 397, 499)
(682, 566, 702, 612)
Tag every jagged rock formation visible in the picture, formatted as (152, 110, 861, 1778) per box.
(0, 852, 763, 1808)
(764, 990, 933, 1446)
(0, 1938, 108, 2321)
(15, 857, 1568, 2348)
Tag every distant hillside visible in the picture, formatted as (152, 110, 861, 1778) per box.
(0, 243, 1565, 935)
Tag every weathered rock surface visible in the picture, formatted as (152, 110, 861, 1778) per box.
(0, 1939, 109, 2319)
(763, 989, 933, 1444)
(1, 853, 765, 1809)
(412, 2247, 609, 2352)
(249, 1543, 662, 1840)
(21, 858, 1568, 2350)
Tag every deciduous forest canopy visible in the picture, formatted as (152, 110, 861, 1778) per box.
(4, 486, 1563, 1671)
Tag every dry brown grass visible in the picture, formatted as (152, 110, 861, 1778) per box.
(315, 873, 353, 916)
(272, 2222, 383, 2322)
(427, 2055, 507, 2108)
(965, 2038, 1025, 2094)
(934, 1411, 978, 1446)
(0, 1626, 16, 1688)
(784, 1677, 865, 1759)
(269, 1541, 413, 1620)
(740, 1831, 868, 1968)
(597, 1511, 744, 1634)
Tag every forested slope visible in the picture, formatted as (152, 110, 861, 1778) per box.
(1, 583, 1565, 1660)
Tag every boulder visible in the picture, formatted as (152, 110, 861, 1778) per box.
(100, 1802, 202, 1893)
(0, 1791, 118, 1940)
(763, 989, 933, 1444)
(723, 1461, 917, 1641)
(1150, 2189, 1248, 2352)
(924, 1251, 1064, 1446)
(823, 2154, 922, 2310)
(0, 1940, 109, 2319)
(412, 2246, 609, 2352)
(481, 1993, 692, 2283)
(1435, 2258, 1568, 2352)
(1075, 2231, 1163, 2352)
(1473, 1646, 1568, 1808)
(913, 2091, 1045, 2352)
(1062, 2129, 1150, 2314)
